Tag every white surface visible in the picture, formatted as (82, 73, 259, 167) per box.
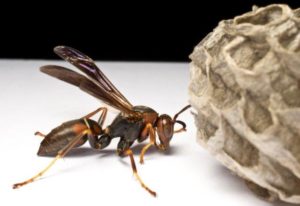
(0, 60, 289, 206)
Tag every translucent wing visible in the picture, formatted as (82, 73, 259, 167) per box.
(53, 46, 133, 110)
(40, 65, 136, 115)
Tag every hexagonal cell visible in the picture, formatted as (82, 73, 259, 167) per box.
(277, 21, 300, 51)
(293, 8, 300, 18)
(227, 39, 270, 71)
(242, 93, 273, 133)
(270, 69, 300, 107)
(235, 5, 283, 25)
(222, 117, 259, 167)
(195, 111, 218, 142)
(266, 159, 300, 196)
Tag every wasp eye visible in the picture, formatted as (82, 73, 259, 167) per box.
(157, 114, 174, 149)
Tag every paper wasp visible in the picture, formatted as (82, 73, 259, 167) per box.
(13, 46, 191, 196)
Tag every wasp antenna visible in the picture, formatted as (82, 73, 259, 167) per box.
(173, 105, 191, 121)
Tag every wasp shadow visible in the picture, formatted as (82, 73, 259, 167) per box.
(41, 142, 180, 159)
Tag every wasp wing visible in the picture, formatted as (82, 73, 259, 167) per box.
(53, 46, 133, 110)
(40, 65, 136, 115)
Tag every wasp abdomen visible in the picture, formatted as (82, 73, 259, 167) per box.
(37, 119, 96, 156)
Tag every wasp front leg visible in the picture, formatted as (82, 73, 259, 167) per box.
(124, 149, 156, 197)
(139, 123, 159, 164)
(116, 138, 156, 197)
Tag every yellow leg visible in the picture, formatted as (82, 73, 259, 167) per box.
(13, 154, 60, 189)
(81, 107, 107, 127)
(125, 149, 156, 197)
(13, 129, 91, 189)
(140, 143, 154, 164)
(139, 124, 157, 164)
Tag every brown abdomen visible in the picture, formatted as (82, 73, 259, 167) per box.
(37, 119, 89, 156)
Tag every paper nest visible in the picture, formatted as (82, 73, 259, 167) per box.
(189, 4, 300, 204)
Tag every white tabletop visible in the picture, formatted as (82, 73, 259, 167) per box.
(0, 60, 283, 206)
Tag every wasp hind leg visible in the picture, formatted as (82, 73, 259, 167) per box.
(81, 107, 107, 128)
(13, 129, 92, 189)
(84, 107, 111, 150)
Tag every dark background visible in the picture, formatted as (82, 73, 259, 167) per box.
(1, 0, 299, 62)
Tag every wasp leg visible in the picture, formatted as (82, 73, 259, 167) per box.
(87, 108, 111, 150)
(124, 149, 156, 197)
(13, 129, 92, 189)
(81, 107, 107, 127)
(117, 138, 134, 156)
(139, 123, 157, 164)
(34, 131, 46, 138)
